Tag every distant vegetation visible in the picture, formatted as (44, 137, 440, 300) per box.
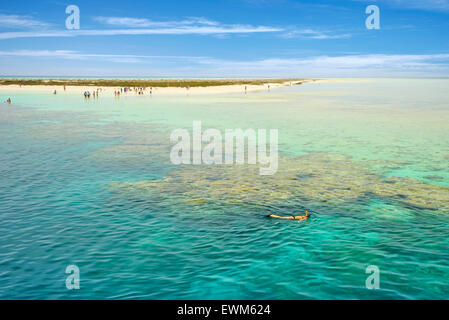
(0, 78, 308, 87)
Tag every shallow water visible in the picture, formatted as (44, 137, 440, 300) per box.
(0, 79, 448, 299)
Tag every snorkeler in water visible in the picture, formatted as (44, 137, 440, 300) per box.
(268, 210, 311, 221)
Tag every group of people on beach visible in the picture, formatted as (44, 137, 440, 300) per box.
(114, 86, 153, 97)
(83, 88, 102, 99)
(76, 86, 156, 98)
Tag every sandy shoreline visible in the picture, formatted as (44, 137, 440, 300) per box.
(0, 79, 316, 97)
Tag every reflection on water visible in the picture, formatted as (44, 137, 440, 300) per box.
(0, 79, 448, 299)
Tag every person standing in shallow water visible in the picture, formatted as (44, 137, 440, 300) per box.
(268, 210, 311, 222)
(6, 98, 11, 104)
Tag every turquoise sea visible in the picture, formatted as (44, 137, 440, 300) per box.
(0, 79, 448, 299)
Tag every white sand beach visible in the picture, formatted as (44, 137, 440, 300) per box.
(0, 80, 314, 97)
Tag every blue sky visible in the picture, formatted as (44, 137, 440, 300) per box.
(0, 0, 448, 77)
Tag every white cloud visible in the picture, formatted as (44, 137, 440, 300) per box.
(0, 14, 51, 29)
(0, 25, 282, 40)
(282, 29, 352, 39)
(0, 14, 355, 41)
(93, 16, 219, 28)
(0, 14, 281, 39)
(1, 50, 448, 76)
(193, 54, 449, 77)
(0, 50, 207, 63)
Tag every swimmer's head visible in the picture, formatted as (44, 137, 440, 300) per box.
(306, 210, 311, 217)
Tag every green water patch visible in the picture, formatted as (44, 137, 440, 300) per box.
(385, 167, 449, 188)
